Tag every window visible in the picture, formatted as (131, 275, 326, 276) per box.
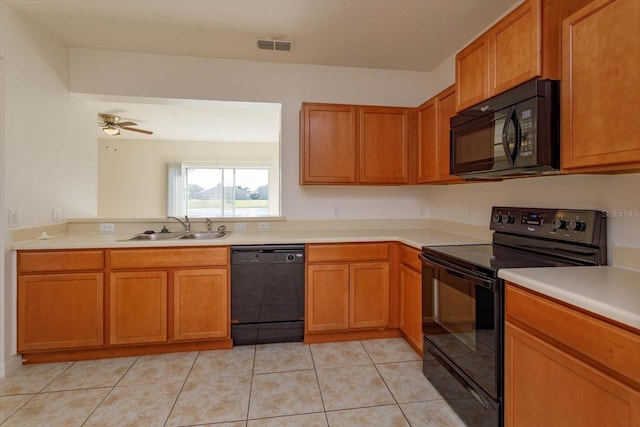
(168, 164, 276, 218)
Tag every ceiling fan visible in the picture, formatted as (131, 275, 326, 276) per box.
(98, 114, 153, 136)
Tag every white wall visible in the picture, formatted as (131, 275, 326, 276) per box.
(425, 174, 640, 255)
(98, 138, 279, 218)
(3, 13, 97, 226)
(71, 49, 434, 220)
(0, 6, 97, 375)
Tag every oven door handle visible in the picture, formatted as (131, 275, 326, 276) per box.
(420, 253, 495, 290)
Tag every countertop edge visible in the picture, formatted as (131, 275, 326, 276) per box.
(10, 229, 490, 251)
(499, 266, 640, 331)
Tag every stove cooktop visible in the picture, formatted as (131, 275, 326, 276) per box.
(421, 243, 581, 278)
(421, 207, 608, 278)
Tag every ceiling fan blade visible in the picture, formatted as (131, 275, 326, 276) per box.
(121, 126, 154, 135)
(116, 121, 137, 127)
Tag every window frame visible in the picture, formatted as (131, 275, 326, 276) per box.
(167, 162, 279, 218)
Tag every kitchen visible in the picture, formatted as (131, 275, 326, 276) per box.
(1, 0, 639, 426)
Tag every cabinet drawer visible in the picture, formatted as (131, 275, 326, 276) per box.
(19, 250, 104, 273)
(109, 247, 228, 269)
(307, 243, 389, 263)
(399, 244, 421, 272)
(506, 283, 640, 388)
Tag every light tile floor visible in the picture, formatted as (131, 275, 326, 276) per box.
(0, 338, 472, 426)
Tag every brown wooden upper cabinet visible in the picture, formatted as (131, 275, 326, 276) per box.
(300, 103, 413, 185)
(455, 0, 591, 112)
(417, 85, 461, 184)
(561, 0, 640, 173)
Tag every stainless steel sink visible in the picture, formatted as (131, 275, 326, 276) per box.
(126, 232, 185, 241)
(123, 231, 231, 241)
(176, 231, 231, 240)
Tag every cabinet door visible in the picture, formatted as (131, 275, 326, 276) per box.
(306, 264, 350, 332)
(455, 35, 489, 112)
(350, 262, 390, 328)
(435, 86, 461, 183)
(417, 98, 438, 183)
(359, 106, 410, 184)
(109, 271, 167, 345)
(562, 0, 640, 172)
(418, 86, 460, 184)
(301, 103, 357, 184)
(505, 322, 640, 427)
(18, 273, 104, 351)
(173, 269, 228, 341)
(399, 265, 422, 352)
(489, 0, 541, 97)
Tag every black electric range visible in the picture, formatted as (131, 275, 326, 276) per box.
(419, 206, 607, 427)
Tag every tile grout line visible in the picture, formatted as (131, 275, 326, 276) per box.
(307, 342, 331, 426)
(81, 355, 140, 427)
(0, 358, 73, 424)
(246, 344, 257, 423)
(161, 351, 200, 427)
(363, 340, 416, 427)
(0, 393, 37, 426)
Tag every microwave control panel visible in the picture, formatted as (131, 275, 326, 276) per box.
(518, 108, 535, 158)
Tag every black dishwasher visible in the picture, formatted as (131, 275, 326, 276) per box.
(230, 244, 305, 345)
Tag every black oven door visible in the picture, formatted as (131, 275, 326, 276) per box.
(420, 253, 502, 426)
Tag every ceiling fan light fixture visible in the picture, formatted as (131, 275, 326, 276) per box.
(103, 125, 120, 136)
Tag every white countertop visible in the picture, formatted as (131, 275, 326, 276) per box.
(499, 266, 640, 331)
(11, 227, 490, 251)
(15, 227, 639, 331)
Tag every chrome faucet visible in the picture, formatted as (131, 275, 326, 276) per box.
(206, 219, 226, 234)
(167, 215, 190, 232)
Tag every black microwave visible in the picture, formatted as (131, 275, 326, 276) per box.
(450, 79, 560, 179)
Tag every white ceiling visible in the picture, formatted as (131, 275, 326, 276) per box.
(8, 0, 519, 141)
(86, 97, 282, 142)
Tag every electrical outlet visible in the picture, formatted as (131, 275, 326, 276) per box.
(99, 223, 115, 232)
(258, 222, 270, 230)
(235, 222, 247, 230)
(9, 210, 18, 228)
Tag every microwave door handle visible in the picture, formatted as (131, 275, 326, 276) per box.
(501, 108, 518, 166)
(511, 110, 521, 163)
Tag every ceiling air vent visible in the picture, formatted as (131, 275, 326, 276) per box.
(256, 38, 294, 53)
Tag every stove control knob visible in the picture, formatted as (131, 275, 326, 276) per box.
(493, 214, 502, 224)
(551, 218, 566, 230)
(567, 220, 586, 232)
(500, 214, 515, 224)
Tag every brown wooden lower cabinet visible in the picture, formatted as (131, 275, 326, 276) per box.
(17, 247, 231, 363)
(173, 268, 228, 341)
(18, 272, 104, 352)
(306, 262, 389, 332)
(399, 264, 422, 352)
(109, 271, 168, 345)
(505, 283, 640, 426)
(306, 264, 350, 332)
(349, 262, 389, 328)
(398, 243, 423, 354)
(305, 243, 393, 340)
